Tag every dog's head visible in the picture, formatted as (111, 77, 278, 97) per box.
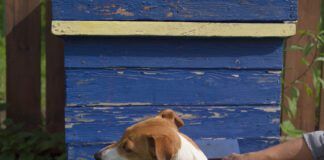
(94, 109, 185, 160)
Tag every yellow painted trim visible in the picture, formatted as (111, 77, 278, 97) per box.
(52, 21, 296, 37)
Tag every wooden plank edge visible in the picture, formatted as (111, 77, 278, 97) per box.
(52, 21, 296, 37)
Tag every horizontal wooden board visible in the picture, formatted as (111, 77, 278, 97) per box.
(65, 37, 284, 69)
(52, 21, 296, 37)
(52, 0, 297, 22)
(66, 137, 278, 160)
(65, 106, 280, 143)
(66, 69, 281, 106)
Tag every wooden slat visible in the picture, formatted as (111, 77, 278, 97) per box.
(283, 0, 321, 132)
(52, 21, 296, 37)
(66, 69, 281, 106)
(51, 0, 297, 22)
(64, 37, 284, 69)
(45, 0, 65, 133)
(65, 106, 280, 144)
(6, 0, 41, 129)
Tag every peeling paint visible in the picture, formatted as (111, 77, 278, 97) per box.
(113, 8, 134, 16)
(210, 112, 227, 118)
(143, 6, 155, 11)
(88, 102, 152, 107)
(143, 71, 158, 75)
(271, 118, 280, 124)
(117, 71, 124, 75)
(191, 71, 205, 76)
(267, 71, 282, 75)
(166, 12, 173, 17)
(65, 123, 74, 129)
(176, 112, 198, 120)
(254, 107, 280, 113)
(189, 122, 202, 125)
(93, 107, 112, 110)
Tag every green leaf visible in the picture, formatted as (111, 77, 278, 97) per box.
(315, 57, 324, 62)
(317, 35, 324, 45)
(301, 57, 310, 66)
(319, 78, 324, 88)
(280, 120, 304, 137)
(290, 45, 304, 51)
(305, 84, 313, 96)
(291, 87, 300, 98)
(303, 43, 315, 56)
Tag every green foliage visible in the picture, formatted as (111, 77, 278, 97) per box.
(281, 121, 304, 138)
(284, 87, 299, 119)
(281, 9, 324, 137)
(0, 120, 66, 160)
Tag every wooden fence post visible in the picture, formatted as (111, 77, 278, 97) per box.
(45, 0, 65, 133)
(5, 0, 41, 129)
(283, 0, 321, 132)
(320, 65, 324, 130)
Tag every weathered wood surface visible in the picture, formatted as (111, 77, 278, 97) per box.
(64, 36, 284, 158)
(65, 106, 280, 143)
(283, 0, 321, 132)
(6, 0, 41, 129)
(52, 0, 297, 22)
(52, 21, 296, 37)
(66, 69, 281, 106)
(65, 38, 284, 69)
(46, 0, 65, 133)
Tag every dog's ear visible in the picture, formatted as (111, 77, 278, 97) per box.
(147, 135, 178, 160)
(158, 109, 184, 128)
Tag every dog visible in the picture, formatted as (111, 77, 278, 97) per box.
(94, 109, 208, 160)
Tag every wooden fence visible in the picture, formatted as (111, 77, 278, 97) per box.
(5, 0, 64, 132)
(2, 0, 324, 133)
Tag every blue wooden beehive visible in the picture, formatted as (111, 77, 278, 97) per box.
(52, 1, 297, 159)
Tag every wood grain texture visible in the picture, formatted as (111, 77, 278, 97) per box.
(45, 0, 65, 133)
(65, 37, 284, 69)
(282, 0, 321, 132)
(65, 106, 280, 144)
(320, 63, 324, 130)
(52, 21, 296, 37)
(66, 137, 278, 160)
(6, 0, 41, 129)
(51, 0, 297, 22)
(66, 69, 281, 106)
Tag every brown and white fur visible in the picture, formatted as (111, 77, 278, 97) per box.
(94, 109, 208, 160)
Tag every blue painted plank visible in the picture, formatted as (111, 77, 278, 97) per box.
(64, 37, 284, 69)
(66, 138, 277, 160)
(196, 139, 240, 158)
(65, 106, 280, 144)
(66, 69, 281, 106)
(239, 137, 279, 153)
(52, 0, 297, 22)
